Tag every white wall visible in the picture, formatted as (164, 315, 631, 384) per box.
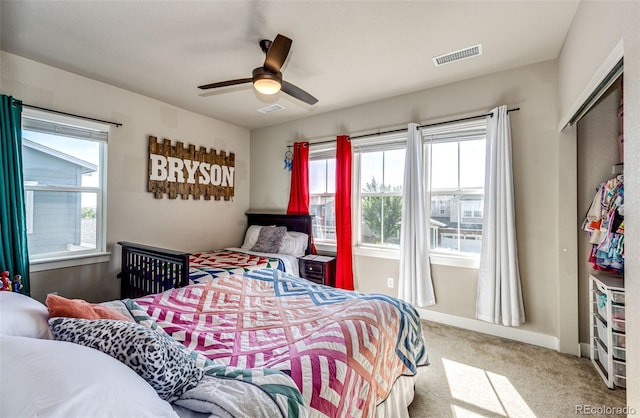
(558, 0, 639, 408)
(1, 52, 251, 303)
(251, 60, 565, 342)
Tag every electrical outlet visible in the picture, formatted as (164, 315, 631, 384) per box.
(387, 277, 394, 288)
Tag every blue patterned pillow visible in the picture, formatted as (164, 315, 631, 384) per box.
(49, 317, 203, 401)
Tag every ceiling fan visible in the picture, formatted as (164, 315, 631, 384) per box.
(198, 34, 318, 105)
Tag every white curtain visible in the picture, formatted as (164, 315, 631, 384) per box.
(476, 105, 525, 326)
(399, 123, 436, 306)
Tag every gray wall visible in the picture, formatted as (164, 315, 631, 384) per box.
(1, 51, 252, 304)
(250, 60, 564, 340)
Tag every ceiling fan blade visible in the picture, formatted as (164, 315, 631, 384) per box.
(282, 81, 318, 105)
(198, 78, 252, 90)
(263, 34, 292, 73)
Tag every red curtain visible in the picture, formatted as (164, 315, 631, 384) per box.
(287, 142, 310, 214)
(287, 142, 316, 254)
(335, 135, 354, 290)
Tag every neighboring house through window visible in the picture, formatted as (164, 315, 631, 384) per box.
(309, 144, 336, 244)
(22, 108, 109, 268)
(425, 119, 486, 255)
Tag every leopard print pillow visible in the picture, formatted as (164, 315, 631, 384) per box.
(49, 317, 203, 401)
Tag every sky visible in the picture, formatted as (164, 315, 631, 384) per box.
(309, 139, 485, 194)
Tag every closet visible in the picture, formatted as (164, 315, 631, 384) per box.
(577, 77, 625, 389)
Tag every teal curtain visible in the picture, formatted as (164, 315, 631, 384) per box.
(0, 95, 30, 295)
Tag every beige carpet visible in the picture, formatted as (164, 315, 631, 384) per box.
(408, 321, 627, 418)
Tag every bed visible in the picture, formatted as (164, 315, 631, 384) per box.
(118, 213, 315, 298)
(2, 213, 429, 418)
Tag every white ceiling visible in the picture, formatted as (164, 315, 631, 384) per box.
(1, 1, 580, 130)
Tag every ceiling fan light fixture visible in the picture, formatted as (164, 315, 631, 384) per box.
(252, 68, 282, 95)
(254, 78, 281, 95)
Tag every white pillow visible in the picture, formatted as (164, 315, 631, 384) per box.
(240, 225, 278, 250)
(0, 335, 179, 418)
(278, 231, 309, 257)
(0, 291, 52, 339)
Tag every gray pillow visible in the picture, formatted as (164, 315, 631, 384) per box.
(251, 226, 287, 253)
(49, 317, 203, 401)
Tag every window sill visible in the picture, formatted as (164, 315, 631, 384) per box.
(314, 242, 337, 255)
(30, 252, 111, 272)
(352, 246, 479, 269)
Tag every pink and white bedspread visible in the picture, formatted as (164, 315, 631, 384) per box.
(188, 249, 284, 283)
(133, 268, 428, 417)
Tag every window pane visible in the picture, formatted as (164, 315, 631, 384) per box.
(326, 158, 336, 194)
(361, 196, 382, 244)
(460, 139, 485, 188)
(360, 195, 402, 247)
(309, 157, 336, 243)
(310, 195, 336, 241)
(23, 130, 100, 188)
(383, 149, 404, 192)
(431, 142, 458, 190)
(26, 191, 98, 257)
(430, 193, 483, 254)
(309, 160, 327, 194)
(360, 152, 383, 192)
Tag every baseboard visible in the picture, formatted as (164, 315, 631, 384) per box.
(417, 308, 559, 351)
(579, 342, 591, 358)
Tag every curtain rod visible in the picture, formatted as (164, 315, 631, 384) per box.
(292, 107, 520, 147)
(22, 104, 123, 127)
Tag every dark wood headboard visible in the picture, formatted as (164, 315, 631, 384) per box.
(246, 212, 314, 255)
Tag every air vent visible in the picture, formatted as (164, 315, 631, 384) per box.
(257, 104, 285, 114)
(433, 44, 483, 67)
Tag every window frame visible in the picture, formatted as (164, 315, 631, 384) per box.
(350, 121, 486, 268)
(423, 119, 487, 260)
(308, 144, 337, 248)
(352, 132, 406, 250)
(22, 108, 110, 271)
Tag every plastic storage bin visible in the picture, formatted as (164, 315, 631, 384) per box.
(596, 317, 607, 343)
(613, 346, 626, 361)
(596, 341, 609, 375)
(612, 318, 625, 333)
(613, 360, 626, 378)
(614, 375, 626, 388)
(611, 291, 625, 304)
(612, 332, 626, 348)
(596, 291, 607, 319)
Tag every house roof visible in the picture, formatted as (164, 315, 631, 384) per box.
(22, 139, 97, 174)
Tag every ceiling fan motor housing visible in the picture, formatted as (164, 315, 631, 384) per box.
(252, 67, 282, 94)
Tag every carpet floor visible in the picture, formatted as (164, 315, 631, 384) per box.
(408, 321, 627, 418)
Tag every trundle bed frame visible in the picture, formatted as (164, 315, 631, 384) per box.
(117, 212, 314, 298)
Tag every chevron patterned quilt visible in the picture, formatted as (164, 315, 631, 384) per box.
(188, 249, 285, 284)
(133, 268, 428, 417)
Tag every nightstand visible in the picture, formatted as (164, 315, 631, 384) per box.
(298, 255, 336, 287)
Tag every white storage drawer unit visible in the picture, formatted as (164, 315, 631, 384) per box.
(589, 273, 626, 389)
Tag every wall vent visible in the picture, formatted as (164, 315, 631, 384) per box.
(433, 44, 483, 67)
(257, 104, 285, 114)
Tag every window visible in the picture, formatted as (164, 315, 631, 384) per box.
(353, 134, 406, 248)
(425, 120, 486, 255)
(22, 108, 109, 264)
(309, 146, 336, 244)
(351, 122, 485, 256)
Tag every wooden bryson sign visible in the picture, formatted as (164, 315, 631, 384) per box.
(148, 136, 235, 200)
